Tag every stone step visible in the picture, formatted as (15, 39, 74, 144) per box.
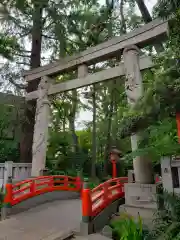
(119, 204, 156, 218)
(42, 230, 74, 240)
(117, 204, 156, 228)
(73, 233, 111, 240)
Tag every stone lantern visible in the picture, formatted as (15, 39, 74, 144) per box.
(110, 147, 122, 178)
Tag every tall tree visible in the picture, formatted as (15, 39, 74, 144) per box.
(135, 0, 164, 52)
(20, 0, 47, 162)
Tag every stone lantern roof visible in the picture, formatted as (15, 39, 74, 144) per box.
(111, 146, 122, 157)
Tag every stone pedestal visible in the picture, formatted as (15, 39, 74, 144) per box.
(124, 182, 159, 208)
(119, 182, 161, 226)
(119, 204, 156, 228)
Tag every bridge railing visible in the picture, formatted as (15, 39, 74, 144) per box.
(81, 177, 128, 221)
(4, 175, 81, 206)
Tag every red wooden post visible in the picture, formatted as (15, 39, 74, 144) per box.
(48, 176, 54, 189)
(64, 176, 69, 189)
(110, 152, 117, 178)
(30, 180, 36, 196)
(82, 181, 92, 222)
(110, 147, 122, 179)
(176, 113, 180, 143)
(76, 176, 82, 191)
(103, 182, 109, 205)
(111, 160, 117, 179)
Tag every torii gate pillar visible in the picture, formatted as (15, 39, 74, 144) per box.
(31, 76, 51, 177)
(123, 45, 154, 184)
(121, 46, 158, 217)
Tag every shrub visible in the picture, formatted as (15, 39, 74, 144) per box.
(110, 213, 146, 240)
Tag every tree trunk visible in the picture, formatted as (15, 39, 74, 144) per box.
(103, 89, 114, 176)
(135, 0, 164, 53)
(120, 0, 126, 34)
(69, 90, 79, 153)
(135, 0, 152, 23)
(20, 1, 44, 162)
(103, 2, 114, 177)
(62, 116, 66, 132)
(112, 80, 119, 146)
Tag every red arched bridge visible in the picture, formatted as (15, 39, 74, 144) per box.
(1, 175, 161, 239)
(0, 175, 128, 239)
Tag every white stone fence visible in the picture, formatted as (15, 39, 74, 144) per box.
(0, 161, 32, 187)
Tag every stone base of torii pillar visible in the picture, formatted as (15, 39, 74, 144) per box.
(119, 169, 161, 226)
(120, 185, 160, 226)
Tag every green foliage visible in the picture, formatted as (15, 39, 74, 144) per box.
(111, 214, 146, 240)
(117, 8, 180, 163)
(110, 191, 180, 240)
(0, 104, 20, 162)
(153, 0, 180, 19)
(0, 34, 20, 60)
(147, 190, 180, 239)
(0, 140, 19, 162)
(123, 118, 180, 163)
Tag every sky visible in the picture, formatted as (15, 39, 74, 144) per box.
(75, 0, 158, 129)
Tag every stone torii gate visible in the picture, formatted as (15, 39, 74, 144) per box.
(23, 19, 168, 211)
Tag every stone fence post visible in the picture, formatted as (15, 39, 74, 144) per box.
(161, 156, 173, 192)
(1, 176, 12, 220)
(4, 161, 13, 186)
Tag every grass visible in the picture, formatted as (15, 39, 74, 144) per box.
(110, 213, 147, 240)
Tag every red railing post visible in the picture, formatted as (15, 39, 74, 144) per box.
(112, 160, 117, 178)
(76, 176, 82, 192)
(48, 176, 54, 189)
(103, 182, 109, 205)
(64, 176, 69, 189)
(30, 180, 36, 196)
(82, 181, 92, 223)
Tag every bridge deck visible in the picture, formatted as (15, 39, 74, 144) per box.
(0, 192, 81, 240)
